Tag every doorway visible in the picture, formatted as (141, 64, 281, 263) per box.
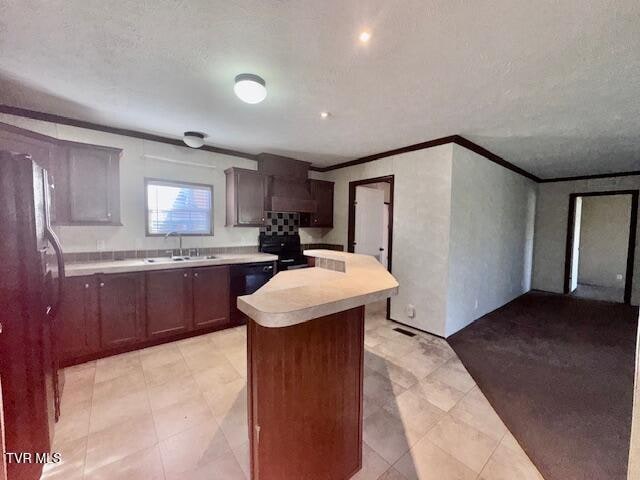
(348, 176, 394, 314)
(564, 190, 638, 303)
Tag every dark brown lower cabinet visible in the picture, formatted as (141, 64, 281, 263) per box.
(193, 266, 230, 330)
(146, 269, 192, 338)
(58, 266, 232, 366)
(57, 276, 99, 361)
(98, 273, 145, 349)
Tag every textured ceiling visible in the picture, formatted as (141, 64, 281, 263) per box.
(1, 0, 639, 177)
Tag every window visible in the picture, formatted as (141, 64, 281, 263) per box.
(145, 179, 213, 235)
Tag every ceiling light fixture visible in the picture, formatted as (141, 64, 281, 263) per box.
(359, 31, 371, 43)
(320, 111, 330, 118)
(234, 73, 267, 104)
(183, 131, 206, 148)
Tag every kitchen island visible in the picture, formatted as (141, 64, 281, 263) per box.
(238, 250, 399, 480)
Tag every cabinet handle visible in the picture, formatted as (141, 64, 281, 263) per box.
(99, 282, 105, 288)
(84, 283, 90, 289)
(183, 273, 188, 278)
(194, 272, 199, 278)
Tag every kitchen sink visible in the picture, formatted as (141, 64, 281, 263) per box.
(143, 255, 217, 264)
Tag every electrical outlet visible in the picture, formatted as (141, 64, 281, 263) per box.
(406, 304, 415, 319)
(616, 274, 623, 281)
(474, 299, 479, 310)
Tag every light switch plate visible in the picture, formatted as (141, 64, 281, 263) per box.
(405, 304, 416, 318)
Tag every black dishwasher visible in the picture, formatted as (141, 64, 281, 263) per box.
(230, 262, 275, 324)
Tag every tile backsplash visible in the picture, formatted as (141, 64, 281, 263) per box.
(259, 212, 299, 236)
(62, 242, 344, 263)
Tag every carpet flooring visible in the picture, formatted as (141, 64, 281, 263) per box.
(448, 291, 638, 480)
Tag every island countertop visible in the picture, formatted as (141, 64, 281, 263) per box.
(237, 250, 399, 328)
(64, 252, 278, 277)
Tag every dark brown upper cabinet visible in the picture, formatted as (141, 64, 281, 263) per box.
(56, 141, 122, 225)
(0, 122, 122, 226)
(301, 179, 334, 228)
(225, 167, 267, 226)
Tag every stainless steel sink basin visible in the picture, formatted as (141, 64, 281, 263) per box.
(143, 255, 217, 264)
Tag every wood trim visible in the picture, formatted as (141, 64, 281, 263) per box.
(312, 136, 458, 173)
(347, 176, 394, 318)
(11, 106, 640, 184)
(540, 171, 640, 183)
(311, 135, 541, 182)
(451, 136, 540, 182)
(563, 189, 639, 304)
(0, 105, 258, 161)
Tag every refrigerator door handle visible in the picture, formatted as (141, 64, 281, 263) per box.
(45, 227, 65, 320)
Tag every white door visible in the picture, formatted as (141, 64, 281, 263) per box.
(570, 197, 582, 292)
(354, 186, 385, 262)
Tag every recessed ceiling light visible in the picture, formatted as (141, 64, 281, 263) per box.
(359, 31, 371, 43)
(183, 131, 206, 148)
(234, 73, 267, 104)
(320, 111, 330, 118)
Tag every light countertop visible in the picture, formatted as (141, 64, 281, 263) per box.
(64, 253, 278, 277)
(237, 250, 399, 328)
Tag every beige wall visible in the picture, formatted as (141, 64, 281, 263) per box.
(319, 143, 536, 337)
(578, 195, 631, 288)
(318, 145, 454, 336)
(532, 177, 640, 304)
(0, 113, 326, 252)
(446, 145, 537, 336)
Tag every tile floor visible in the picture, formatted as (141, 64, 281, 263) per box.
(41, 302, 544, 480)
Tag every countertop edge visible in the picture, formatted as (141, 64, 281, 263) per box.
(64, 254, 278, 277)
(238, 285, 398, 328)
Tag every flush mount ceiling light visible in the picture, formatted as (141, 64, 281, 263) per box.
(359, 31, 371, 43)
(183, 131, 206, 148)
(320, 111, 331, 118)
(234, 73, 267, 104)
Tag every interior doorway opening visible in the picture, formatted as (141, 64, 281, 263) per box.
(348, 176, 394, 315)
(564, 190, 638, 304)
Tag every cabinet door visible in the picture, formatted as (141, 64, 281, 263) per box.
(98, 273, 144, 348)
(56, 276, 99, 364)
(192, 266, 230, 330)
(146, 269, 192, 339)
(311, 180, 334, 227)
(67, 144, 121, 224)
(236, 170, 266, 225)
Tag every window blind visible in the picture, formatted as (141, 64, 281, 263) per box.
(146, 180, 212, 235)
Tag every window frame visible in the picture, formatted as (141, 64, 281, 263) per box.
(144, 177, 214, 237)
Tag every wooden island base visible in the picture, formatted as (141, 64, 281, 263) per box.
(247, 306, 365, 480)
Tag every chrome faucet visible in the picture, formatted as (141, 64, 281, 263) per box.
(164, 231, 183, 257)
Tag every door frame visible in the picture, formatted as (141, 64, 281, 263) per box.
(347, 175, 395, 317)
(563, 189, 638, 303)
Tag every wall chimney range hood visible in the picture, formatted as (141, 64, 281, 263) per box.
(258, 153, 317, 213)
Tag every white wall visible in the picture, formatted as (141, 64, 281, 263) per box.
(0, 113, 326, 252)
(578, 195, 631, 288)
(445, 145, 537, 336)
(320, 145, 454, 336)
(532, 176, 640, 304)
